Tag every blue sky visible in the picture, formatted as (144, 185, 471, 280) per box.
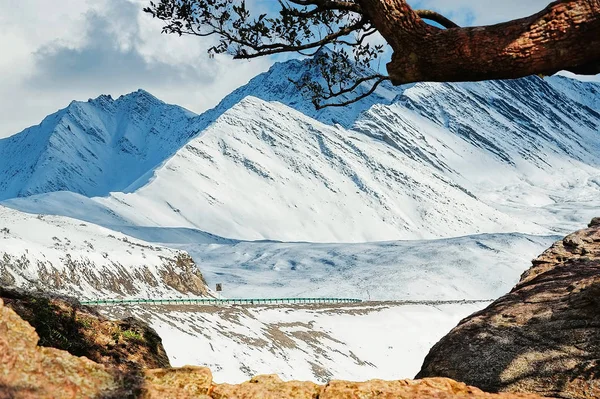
(0, 0, 597, 138)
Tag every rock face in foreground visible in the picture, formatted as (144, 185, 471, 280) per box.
(0, 287, 170, 370)
(0, 295, 546, 398)
(417, 218, 600, 398)
(211, 375, 544, 398)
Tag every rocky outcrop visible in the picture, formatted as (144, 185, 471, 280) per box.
(159, 253, 209, 296)
(417, 218, 600, 398)
(0, 295, 121, 398)
(0, 287, 170, 370)
(0, 293, 548, 398)
(212, 375, 545, 398)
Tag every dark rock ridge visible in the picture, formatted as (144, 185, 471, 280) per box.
(417, 217, 600, 398)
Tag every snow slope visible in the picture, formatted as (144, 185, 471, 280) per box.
(94, 96, 543, 242)
(0, 205, 210, 300)
(1, 59, 599, 242)
(173, 233, 557, 301)
(355, 77, 600, 233)
(0, 90, 198, 200)
(1, 190, 557, 301)
(546, 75, 600, 112)
(106, 301, 489, 384)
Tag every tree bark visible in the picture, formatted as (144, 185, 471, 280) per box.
(358, 0, 600, 85)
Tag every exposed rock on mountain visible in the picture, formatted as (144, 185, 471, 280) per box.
(417, 218, 600, 398)
(0, 294, 547, 398)
(0, 205, 209, 299)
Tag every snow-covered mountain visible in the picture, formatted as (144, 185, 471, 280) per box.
(0, 55, 599, 282)
(0, 55, 399, 202)
(0, 90, 198, 200)
(0, 205, 209, 299)
(96, 96, 546, 242)
(7, 77, 597, 242)
(202, 52, 399, 128)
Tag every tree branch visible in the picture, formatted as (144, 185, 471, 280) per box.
(232, 17, 369, 59)
(145, 0, 600, 109)
(358, 0, 600, 84)
(319, 74, 389, 101)
(414, 9, 459, 29)
(316, 75, 390, 109)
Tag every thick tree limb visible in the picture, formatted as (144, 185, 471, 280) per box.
(146, 0, 600, 107)
(358, 0, 600, 84)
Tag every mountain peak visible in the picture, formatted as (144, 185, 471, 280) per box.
(90, 93, 114, 102)
(0, 88, 198, 200)
(119, 88, 159, 101)
(201, 55, 398, 129)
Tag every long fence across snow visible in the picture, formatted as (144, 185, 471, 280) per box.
(81, 297, 363, 306)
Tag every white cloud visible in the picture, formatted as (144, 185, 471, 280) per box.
(0, 0, 270, 138)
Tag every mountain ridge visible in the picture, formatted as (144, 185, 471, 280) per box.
(0, 89, 198, 200)
(0, 58, 599, 242)
(0, 204, 210, 299)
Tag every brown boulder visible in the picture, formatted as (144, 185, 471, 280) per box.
(319, 378, 543, 398)
(417, 218, 600, 398)
(0, 296, 119, 398)
(0, 294, 216, 398)
(143, 367, 213, 399)
(0, 287, 170, 370)
(212, 374, 321, 399)
(213, 376, 546, 398)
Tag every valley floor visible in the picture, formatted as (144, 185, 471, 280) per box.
(167, 232, 558, 301)
(103, 300, 491, 384)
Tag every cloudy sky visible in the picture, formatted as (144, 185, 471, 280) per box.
(0, 0, 597, 138)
